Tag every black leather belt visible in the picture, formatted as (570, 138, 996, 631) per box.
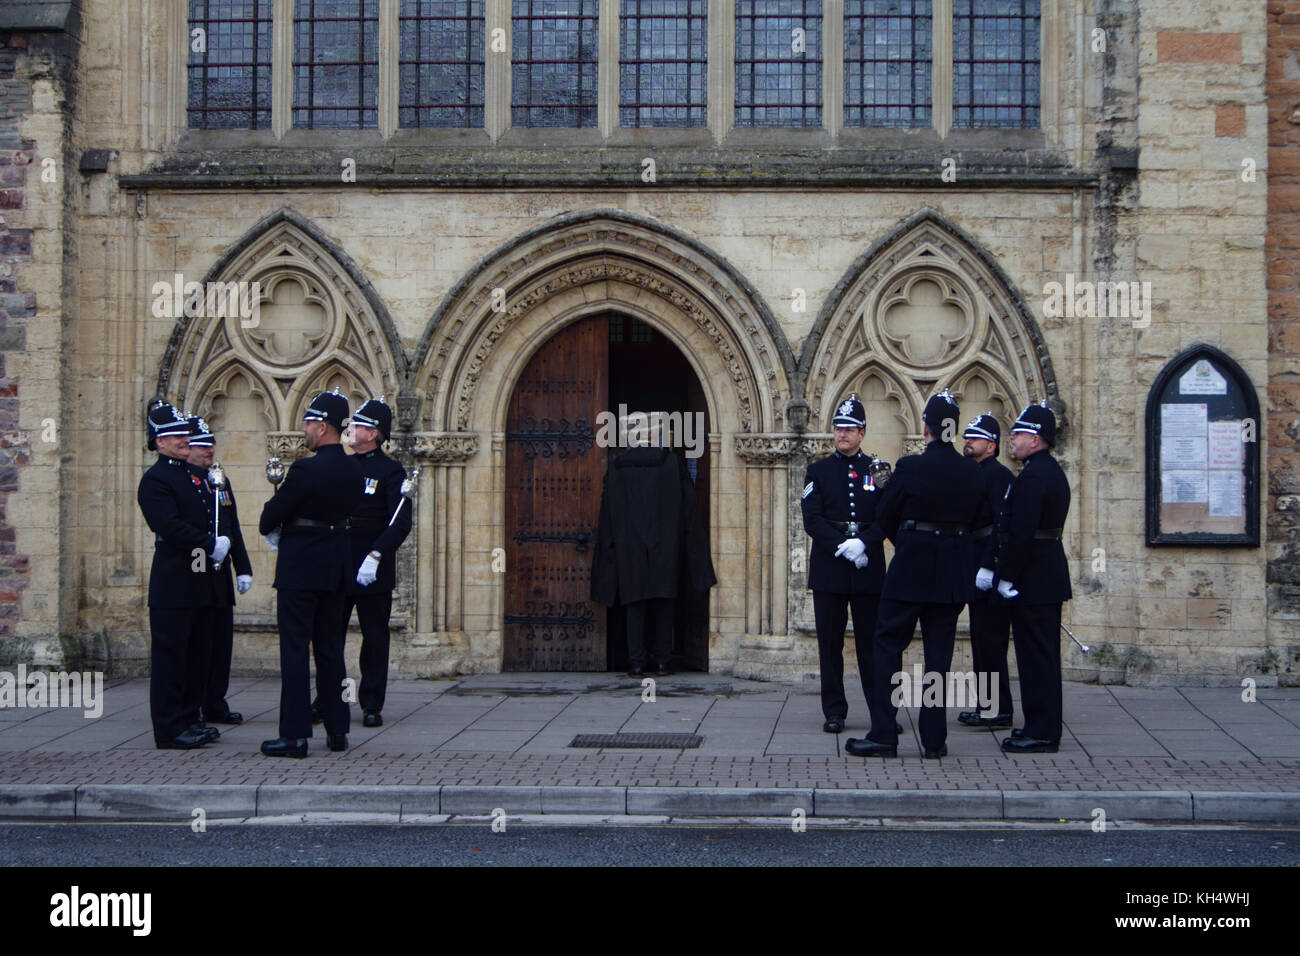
(998, 528, 1064, 544)
(348, 521, 385, 534)
(901, 520, 968, 535)
(828, 520, 863, 535)
(289, 517, 348, 531)
(972, 525, 994, 540)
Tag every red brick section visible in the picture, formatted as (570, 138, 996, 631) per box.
(1157, 32, 1243, 63)
(1216, 104, 1246, 138)
(0, 34, 33, 643)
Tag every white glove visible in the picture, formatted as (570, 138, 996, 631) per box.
(834, 538, 866, 562)
(211, 536, 231, 565)
(263, 530, 280, 551)
(975, 568, 995, 591)
(853, 552, 869, 570)
(356, 554, 380, 587)
(997, 579, 1020, 599)
(236, 574, 253, 594)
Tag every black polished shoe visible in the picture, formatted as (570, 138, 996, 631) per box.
(626, 668, 645, 678)
(190, 723, 220, 742)
(310, 706, 324, 726)
(160, 729, 210, 750)
(327, 734, 348, 752)
(362, 711, 382, 728)
(1011, 728, 1025, 738)
(896, 721, 903, 734)
(654, 663, 674, 677)
(261, 737, 308, 758)
(958, 711, 1013, 729)
(206, 711, 243, 725)
(843, 737, 897, 758)
(1001, 736, 1058, 753)
(823, 718, 844, 734)
(922, 744, 948, 759)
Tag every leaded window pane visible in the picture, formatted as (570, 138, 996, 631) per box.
(512, 0, 599, 128)
(399, 0, 486, 127)
(953, 0, 1040, 128)
(187, 0, 273, 129)
(619, 0, 707, 128)
(293, 0, 380, 129)
(844, 0, 931, 128)
(735, 0, 823, 127)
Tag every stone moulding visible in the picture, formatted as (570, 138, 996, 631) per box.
(410, 432, 479, 464)
(734, 434, 835, 463)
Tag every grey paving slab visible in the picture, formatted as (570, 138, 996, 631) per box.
(78, 784, 258, 821)
(436, 731, 536, 752)
(1003, 790, 1194, 821)
(1071, 735, 1171, 757)
(257, 785, 439, 815)
(1192, 792, 1300, 822)
(0, 784, 77, 819)
(815, 789, 1001, 819)
(441, 786, 543, 814)
(627, 787, 813, 816)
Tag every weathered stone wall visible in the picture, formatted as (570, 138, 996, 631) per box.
(2, 0, 1275, 684)
(1267, 0, 1300, 684)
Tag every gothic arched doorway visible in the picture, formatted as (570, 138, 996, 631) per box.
(503, 313, 711, 672)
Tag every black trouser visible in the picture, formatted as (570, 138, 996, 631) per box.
(277, 588, 349, 739)
(149, 606, 215, 747)
(968, 597, 1013, 718)
(343, 591, 394, 714)
(201, 605, 235, 721)
(1010, 601, 1063, 741)
(625, 597, 674, 669)
(868, 598, 962, 752)
(811, 590, 880, 721)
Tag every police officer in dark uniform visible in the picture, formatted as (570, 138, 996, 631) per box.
(800, 393, 890, 734)
(259, 389, 364, 758)
(185, 415, 253, 726)
(137, 401, 228, 749)
(957, 413, 1016, 729)
(334, 396, 411, 728)
(845, 389, 988, 758)
(997, 402, 1072, 754)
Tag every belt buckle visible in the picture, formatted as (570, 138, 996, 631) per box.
(845, 522, 859, 535)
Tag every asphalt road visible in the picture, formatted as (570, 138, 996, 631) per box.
(2, 821, 1295, 867)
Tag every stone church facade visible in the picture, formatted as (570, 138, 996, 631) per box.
(1, 0, 1293, 685)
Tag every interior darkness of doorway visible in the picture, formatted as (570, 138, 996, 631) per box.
(605, 316, 711, 673)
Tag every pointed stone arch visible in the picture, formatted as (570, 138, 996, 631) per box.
(800, 208, 1062, 452)
(410, 208, 795, 435)
(157, 207, 407, 429)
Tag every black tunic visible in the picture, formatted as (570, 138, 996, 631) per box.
(801, 450, 887, 594)
(259, 444, 364, 592)
(343, 447, 412, 595)
(591, 446, 716, 607)
(138, 454, 225, 608)
(994, 447, 1072, 603)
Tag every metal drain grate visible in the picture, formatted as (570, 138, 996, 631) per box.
(569, 733, 704, 749)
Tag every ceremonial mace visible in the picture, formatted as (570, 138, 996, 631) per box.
(1061, 622, 1090, 654)
(208, 461, 226, 569)
(265, 456, 286, 489)
(389, 468, 420, 527)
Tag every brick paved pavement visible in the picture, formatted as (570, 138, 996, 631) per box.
(0, 675, 1297, 821)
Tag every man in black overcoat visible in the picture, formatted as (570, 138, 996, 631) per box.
(136, 401, 229, 749)
(844, 389, 989, 759)
(958, 413, 1016, 729)
(800, 393, 890, 734)
(185, 415, 253, 726)
(591, 435, 716, 676)
(259, 389, 363, 758)
(997, 402, 1072, 753)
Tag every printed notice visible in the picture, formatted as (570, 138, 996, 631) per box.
(1179, 359, 1228, 395)
(1161, 436, 1207, 469)
(1208, 420, 1243, 469)
(1162, 470, 1208, 504)
(1161, 402, 1207, 437)
(1208, 470, 1243, 517)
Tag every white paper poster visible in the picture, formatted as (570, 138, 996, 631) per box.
(1161, 436, 1207, 469)
(1162, 470, 1208, 504)
(1161, 402, 1207, 437)
(1208, 420, 1243, 469)
(1207, 470, 1243, 517)
(1179, 360, 1228, 395)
